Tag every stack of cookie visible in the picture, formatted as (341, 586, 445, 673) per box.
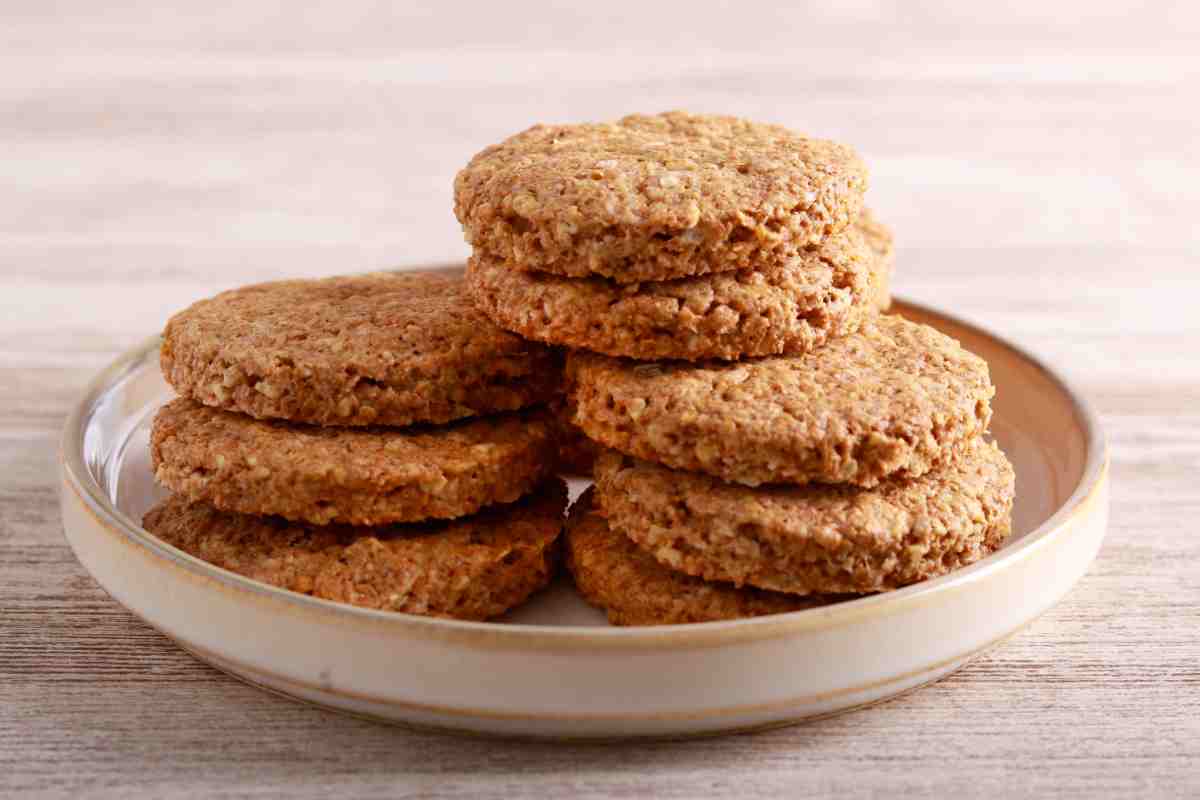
(458, 112, 1015, 625)
(142, 272, 567, 620)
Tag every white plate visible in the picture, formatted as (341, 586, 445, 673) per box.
(59, 295, 1108, 740)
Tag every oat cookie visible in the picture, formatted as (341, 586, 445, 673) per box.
(565, 489, 836, 625)
(455, 112, 868, 283)
(143, 479, 567, 620)
(569, 314, 993, 488)
(161, 271, 559, 427)
(593, 441, 1014, 596)
(467, 218, 879, 361)
(151, 398, 556, 525)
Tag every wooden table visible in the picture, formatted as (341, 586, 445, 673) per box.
(4, 4, 1198, 797)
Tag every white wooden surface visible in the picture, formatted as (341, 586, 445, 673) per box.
(3, 3, 1199, 797)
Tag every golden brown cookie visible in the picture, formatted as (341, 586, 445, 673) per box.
(569, 314, 993, 488)
(150, 398, 556, 526)
(161, 271, 560, 427)
(593, 441, 1014, 596)
(565, 489, 837, 625)
(454, 111, 868, 284)
(143, 479, 567, 620)
(466, 218, 879, 361)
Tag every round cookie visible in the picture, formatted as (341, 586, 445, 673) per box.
(568, 314, 993, 488)
(592, 441, 1014, 596)
(565, 489, 837, 625)
(161, 271, 560, 427)
(467, 218, 878, 362)
(858, 208, 895, 310)
(150, 398, 556, 526)
(143, 479, 567, 621)
(454, 111, 868, 284)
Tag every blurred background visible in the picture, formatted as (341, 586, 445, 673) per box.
(5, 2, 1198, 377)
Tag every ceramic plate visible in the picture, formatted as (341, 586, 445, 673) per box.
(59, 285, 1108, 740)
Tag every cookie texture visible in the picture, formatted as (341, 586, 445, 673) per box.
(151, 398, 556, 525)
(467, 218, 878, 361)
(565, 489, 837, 625)
(859, 208, 895, 310)
(552, 399, 600, 477)
(593, 441, 1014, 596)
(143, 480, 568, 620)
(455, 111, 868, 284)
(161, 271, 560, 427)
(569, 314, 993, 488)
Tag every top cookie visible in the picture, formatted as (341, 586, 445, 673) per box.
(568, 314, 994, 488)
(161, 271, 560, 427)
(454, 112, 868, 284)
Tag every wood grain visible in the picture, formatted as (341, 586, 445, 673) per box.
(2, 3, 1198, 797)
